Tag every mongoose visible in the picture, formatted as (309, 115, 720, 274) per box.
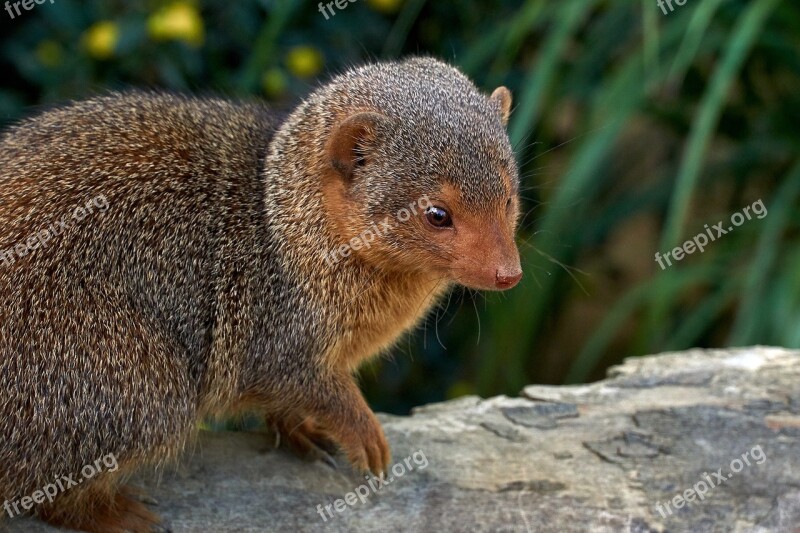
(0, 57, 522, 532)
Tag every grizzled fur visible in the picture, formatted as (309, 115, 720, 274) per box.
(0, 57, 518, 531)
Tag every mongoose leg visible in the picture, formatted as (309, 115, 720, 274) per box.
(38, 482, 164, 533)
(288, 371, 391, 475)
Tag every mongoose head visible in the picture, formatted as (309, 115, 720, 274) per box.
(320, 57, 522, 291)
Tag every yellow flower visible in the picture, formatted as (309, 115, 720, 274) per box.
(447, 381, 474, 399)
(35, 40, 63, 67)
(367, 0, 404, 14)
(261, 68, 288, 98)
(148, 2, 204, 47)
(286, 46, 323, 79)
(83, 21, 119, 60)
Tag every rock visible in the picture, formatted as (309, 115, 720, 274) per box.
(7, 347, 800, 532)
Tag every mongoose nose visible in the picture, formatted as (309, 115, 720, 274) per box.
(495, 270, 523, 290)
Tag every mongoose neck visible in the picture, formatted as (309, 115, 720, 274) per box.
(261, 99, 448, 370)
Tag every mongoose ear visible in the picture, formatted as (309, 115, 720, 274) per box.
(327, 112, 389, 181)
(490, 86, 513, 126)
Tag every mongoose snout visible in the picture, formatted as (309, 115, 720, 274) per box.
(0, 56, 521, 532)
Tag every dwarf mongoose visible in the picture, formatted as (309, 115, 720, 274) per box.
(0, 57, 522, 531)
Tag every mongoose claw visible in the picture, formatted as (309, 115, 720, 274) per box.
(267, 423, 281, 449)
(138, 495, 160, 507)
(139, 496, 159, 507)
(319, 449, 339, 470)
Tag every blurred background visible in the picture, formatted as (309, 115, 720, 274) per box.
(2, 0, 798, 415)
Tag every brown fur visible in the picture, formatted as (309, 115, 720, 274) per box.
(0, 57, 521, 531)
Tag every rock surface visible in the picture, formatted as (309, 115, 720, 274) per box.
(8, 347, 800, 532)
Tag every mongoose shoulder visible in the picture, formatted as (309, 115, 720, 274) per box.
(0, 56, 521, 532)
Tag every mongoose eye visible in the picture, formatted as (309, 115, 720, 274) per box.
(425, 206, 452, 228)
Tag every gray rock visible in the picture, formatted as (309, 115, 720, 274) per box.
(7, 347, 800, 532)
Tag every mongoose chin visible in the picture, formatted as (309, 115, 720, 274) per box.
(0, 56, 521, 532)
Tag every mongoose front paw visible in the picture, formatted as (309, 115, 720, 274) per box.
(332, 410, 391, 476)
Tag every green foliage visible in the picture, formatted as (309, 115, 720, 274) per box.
(2, 0, 799, 414)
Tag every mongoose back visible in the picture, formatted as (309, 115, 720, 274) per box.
(0, 57, 522, 532)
